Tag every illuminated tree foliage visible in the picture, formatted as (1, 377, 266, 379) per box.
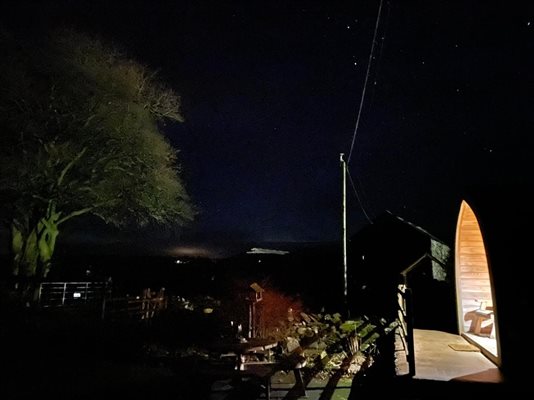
(0, 29, 195, 286)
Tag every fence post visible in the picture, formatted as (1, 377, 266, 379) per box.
(37, 283, 43, 305)
(61, 282, 67, 306)
(101, 281, 111, 320)
(101, 296, 107, 321)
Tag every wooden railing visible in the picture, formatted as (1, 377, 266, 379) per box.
(396, 252, 447, 377)
(103, 289, 167, 321)
(397, 283, 415, 376)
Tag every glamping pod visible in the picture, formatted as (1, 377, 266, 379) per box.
(455, 201, 499, 364)
(457, 188, 534, 383)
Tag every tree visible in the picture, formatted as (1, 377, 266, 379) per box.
(0, 29, 195, 294)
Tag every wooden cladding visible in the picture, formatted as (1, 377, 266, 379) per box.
(456, 201, 492, 332)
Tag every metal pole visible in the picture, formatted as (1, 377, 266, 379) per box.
(340, 153, 348, 314)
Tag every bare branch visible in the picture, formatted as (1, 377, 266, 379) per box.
(57, 147, 87, 187)
(56, 206, 93, 225)
(56, 199, 118, 225)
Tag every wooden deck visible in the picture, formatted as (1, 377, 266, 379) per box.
(396, 329, 503, 383)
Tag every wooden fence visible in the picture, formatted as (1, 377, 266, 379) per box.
(102, 288, 167, 321)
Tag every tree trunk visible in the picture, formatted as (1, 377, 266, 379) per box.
(11, 210, 60, 304)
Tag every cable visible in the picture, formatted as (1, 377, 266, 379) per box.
(364, 1, 391, 115)
(346, 165, 373, 224)
(347, 0, 384, 164)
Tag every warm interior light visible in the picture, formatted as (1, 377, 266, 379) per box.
(455, 200, 499, 362)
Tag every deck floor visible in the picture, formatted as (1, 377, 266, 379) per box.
(396, 329, 503, 383)
(464, 332, 498, 358)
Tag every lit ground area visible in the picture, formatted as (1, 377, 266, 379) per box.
(395, 329, 502, 383)
(464, 332, 498, 358)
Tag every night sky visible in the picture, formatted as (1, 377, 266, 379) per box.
(1, 1, 533, 253)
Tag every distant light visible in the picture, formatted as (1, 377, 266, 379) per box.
(73, 292, 81, 298)
(175, 259, 185, 264)
(361, 254, 365, 260)
(247, 247, 289, 255)
(203, 307, 213, 314)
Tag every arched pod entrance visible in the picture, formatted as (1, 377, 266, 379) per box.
(455, 200, 500, 365)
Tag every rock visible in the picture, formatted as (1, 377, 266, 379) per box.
(285, 336, 300, 353)
(300, 312, 312, 323)
(297, 327, 308, 335)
